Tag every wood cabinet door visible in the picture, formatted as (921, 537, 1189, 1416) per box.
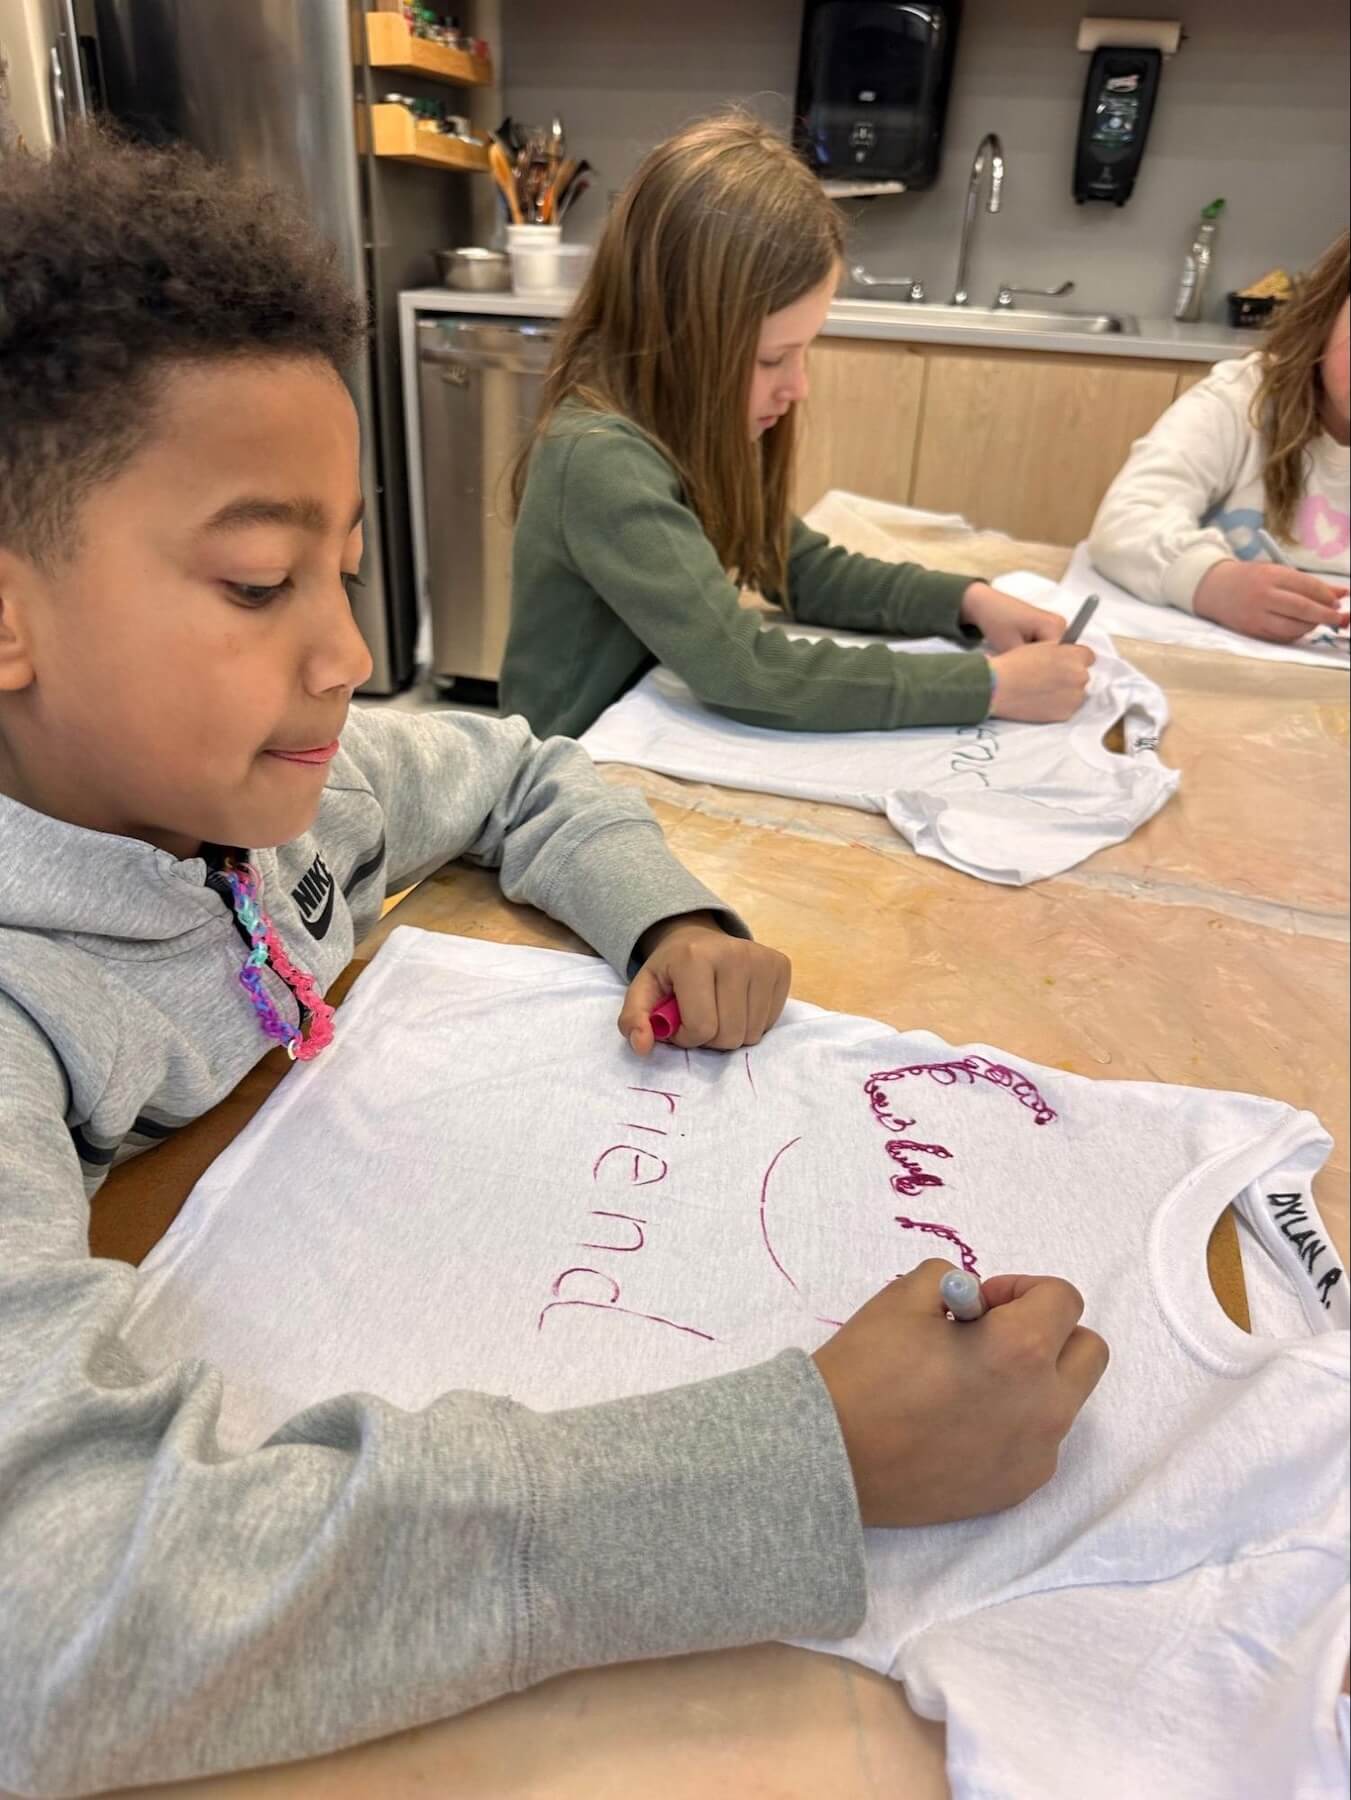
(1173, 364, 1215, 399)
(794, 338, 926, 515)
(909, 348, 1181, 544)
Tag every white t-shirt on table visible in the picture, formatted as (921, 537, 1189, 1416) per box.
(580, 611, 1178, 887)
(121, 931, 1349, 1799)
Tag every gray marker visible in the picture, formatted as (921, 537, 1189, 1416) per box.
(1256, 527, 1294, 567)
(1060, 594, 1099, 645)
(940, 1269, 987, 1322)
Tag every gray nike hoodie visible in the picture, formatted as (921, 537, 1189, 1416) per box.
(0, 706, 865, 1797)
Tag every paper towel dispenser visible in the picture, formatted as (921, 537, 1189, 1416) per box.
(794, 0, 963, 196)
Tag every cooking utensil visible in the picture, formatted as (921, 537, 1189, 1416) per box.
(488, 139, 523, 225)
(541, 156, 576, 224)
(492, 122, 591, 225)
(497, 116, 527, 156)
(435, 247, 511, 293)
(553, 160, 592, 222)
(557, 177, 589, 222)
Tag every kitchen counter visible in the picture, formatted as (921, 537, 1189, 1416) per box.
(400, 286, 1250, 362)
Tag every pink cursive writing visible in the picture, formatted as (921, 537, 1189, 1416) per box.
(866, 1055, 1056, 1131)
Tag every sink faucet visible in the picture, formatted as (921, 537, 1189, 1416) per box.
(994, 279, 1075, 311)
(951, 132, 1004, 306)
(849, 264, 926, 302)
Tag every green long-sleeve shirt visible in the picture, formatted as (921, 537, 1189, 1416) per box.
(500, 406, 994, 740)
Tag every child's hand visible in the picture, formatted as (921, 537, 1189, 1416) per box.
(960, 582, 1065, 651)
(1194, 560, 1349, 643)
(987, 643, 1094, 722)
(812, 1261, 1109, 1526)
(619, 913, 791, 1057)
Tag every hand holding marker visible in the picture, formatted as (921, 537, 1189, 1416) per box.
(1059, 593, 1099, 645)
(983, 602, 1096, 722)
(649, 994, 681, 1041)
(940, 1268, 989, 1321)
(1257, 529, 1349, 643)
(813, 1261, 1109, 1525)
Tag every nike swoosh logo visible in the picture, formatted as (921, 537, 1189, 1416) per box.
(297, 878, 335, 941)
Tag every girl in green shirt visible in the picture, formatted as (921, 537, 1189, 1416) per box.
(501, 114, 1094, 741)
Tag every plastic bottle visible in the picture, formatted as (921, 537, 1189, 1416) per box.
(1174, 198, 1226, 323)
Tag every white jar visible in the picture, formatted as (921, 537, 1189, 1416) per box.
(506, 223, 562, 296)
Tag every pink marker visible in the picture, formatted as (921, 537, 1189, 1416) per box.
(650, 994, 682, 1041)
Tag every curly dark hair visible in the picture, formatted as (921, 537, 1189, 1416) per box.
(0, 128, 367, 562)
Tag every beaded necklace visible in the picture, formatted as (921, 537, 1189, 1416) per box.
(218, 858, 334, 1062)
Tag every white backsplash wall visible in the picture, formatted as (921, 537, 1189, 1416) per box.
(501, 0, 1349, 321)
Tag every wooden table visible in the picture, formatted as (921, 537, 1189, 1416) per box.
(82, 534, 1348, 1799)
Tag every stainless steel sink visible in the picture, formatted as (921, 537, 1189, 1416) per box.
(844, 132, 1140, 338)
(836, 298, 1139, 336)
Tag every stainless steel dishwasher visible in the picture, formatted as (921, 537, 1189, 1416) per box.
(416, 317, 555, 692)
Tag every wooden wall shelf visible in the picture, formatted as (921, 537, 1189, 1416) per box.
(365, 13, 493, 87)
(365, 103, 490, 172)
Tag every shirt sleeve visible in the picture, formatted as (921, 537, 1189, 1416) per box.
(332, 707, 746, 975)
(784, 516, 981, 641)
(0, 990, 866, 1795)
(558, 428, 993, 733)
(897, 1557, 1351, 1800)
(1087, 369, 1254, 612)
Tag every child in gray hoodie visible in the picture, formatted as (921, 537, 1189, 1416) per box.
(0, 133, 1108, 1796)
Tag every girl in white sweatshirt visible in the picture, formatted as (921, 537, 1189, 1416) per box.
(1090, 232, 1349, 643)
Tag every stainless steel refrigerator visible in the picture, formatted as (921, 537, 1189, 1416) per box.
(3, 0, 95, 149)
(94, 0, 482, 693)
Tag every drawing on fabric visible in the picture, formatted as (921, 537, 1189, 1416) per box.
(758, 1136, 804, 1294)
(865, 1056, 1057, 1129)
(544, 1050, 1060, 1345)
(883, 1136, 953, 1195)
(892, 1215, 980, 1269)
(948, 723, 1002, 788)
(591, 1144, 669, 1185)
(759, 1055, 1059, 1319)
(540, 1080, 716, 1341)
(536, 1267, 715, 1340)
(581, 1211, 647, 1253)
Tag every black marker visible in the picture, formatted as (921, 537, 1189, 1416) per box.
(1060, 594, 1099, 645)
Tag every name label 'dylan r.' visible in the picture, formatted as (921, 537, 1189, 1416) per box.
(1266, 1191, 1345, 1310)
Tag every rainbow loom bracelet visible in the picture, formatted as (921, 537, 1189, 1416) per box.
(221, 861, 335, 1061)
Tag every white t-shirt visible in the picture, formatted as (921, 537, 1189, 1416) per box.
(121, 930, 1349, 1799)
(580, 618, 1178, 886)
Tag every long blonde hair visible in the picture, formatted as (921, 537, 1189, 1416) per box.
(1253, 230, 1350, 539)
(509, 113, 843, 599)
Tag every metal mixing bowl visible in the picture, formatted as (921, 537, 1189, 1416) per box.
(436, 248, 511, 293)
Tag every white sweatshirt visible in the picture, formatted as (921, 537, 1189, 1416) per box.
(1088, 353, 1351, 611)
